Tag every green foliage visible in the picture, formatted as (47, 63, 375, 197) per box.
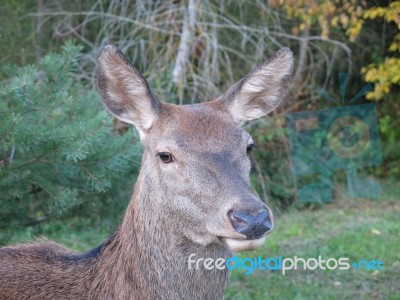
(375, 99, 400, 179)
(0, 42, 141, 244)
(248, 118, 296, 210)
(0, 1, 40, 76)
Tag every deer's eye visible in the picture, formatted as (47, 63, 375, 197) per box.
(246, 144, 255, 155)
(157, 152, 174, 163)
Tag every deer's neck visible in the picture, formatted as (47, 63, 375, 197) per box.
(93, 168, 231, 299)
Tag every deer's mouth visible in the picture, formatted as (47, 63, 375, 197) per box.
(219, 236, 266, 252)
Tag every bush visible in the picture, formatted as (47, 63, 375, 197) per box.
(0, 42, 141, 244)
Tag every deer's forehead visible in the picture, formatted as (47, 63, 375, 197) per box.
(151, 104, 249, 150)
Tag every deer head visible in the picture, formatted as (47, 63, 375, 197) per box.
(97, 45, 293, 252)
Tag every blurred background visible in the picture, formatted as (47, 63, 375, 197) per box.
(0, 0, 399, 299)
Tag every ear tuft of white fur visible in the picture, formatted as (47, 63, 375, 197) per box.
(222, 48, 294, 125)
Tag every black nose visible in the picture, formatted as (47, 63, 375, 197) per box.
(229, 209, 272, 240)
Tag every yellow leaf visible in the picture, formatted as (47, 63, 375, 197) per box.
(389, 42, 398, 52)
(331, 16, 339, 27)
(340, 14, 349, 28)
(371, 228, 381, 235)
(366, 91, 375, 100)
(364, 8, 379, 19)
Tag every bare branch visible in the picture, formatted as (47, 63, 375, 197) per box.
(171, 0, 197, 104)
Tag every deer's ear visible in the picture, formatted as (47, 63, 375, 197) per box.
(97, 45, 160, 139)
(220, 48, 294, 125)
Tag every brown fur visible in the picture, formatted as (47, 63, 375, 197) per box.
(0, 45, 293, 299)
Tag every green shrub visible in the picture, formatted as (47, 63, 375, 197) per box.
(0, 42, 141, 244)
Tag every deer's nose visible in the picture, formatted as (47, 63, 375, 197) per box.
(229, 209, 272, 240)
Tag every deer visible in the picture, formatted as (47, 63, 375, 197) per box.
(0, 45, 293, 300)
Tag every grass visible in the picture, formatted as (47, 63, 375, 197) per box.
(6, 183, 400, 300)
(225, 189, 400, 300)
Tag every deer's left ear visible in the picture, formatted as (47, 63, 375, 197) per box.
(219, 48, 294, 125)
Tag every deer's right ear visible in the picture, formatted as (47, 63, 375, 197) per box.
(97, 45, 160, 140)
